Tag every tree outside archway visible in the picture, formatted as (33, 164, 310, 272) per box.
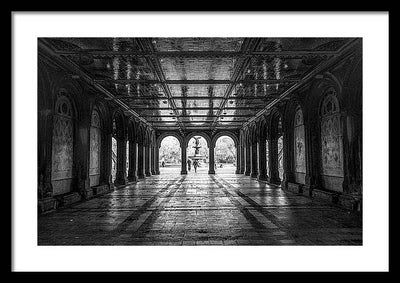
(215, 136, 236, 164)
(159, 136, 181, 167)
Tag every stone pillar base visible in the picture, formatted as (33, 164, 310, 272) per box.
(208, 170, 215, 174)
(38, 197, 57, 214)
(84, 188, 94, 200)
(244, 171, 250, 176)
(155, 170, 160, 175)
(114, 177, 127, 187)
(258, 174, 268, 181)
(138, 174, 145, 180)
(181, 170, 188, 175)
(268, 177, 281, 185)
(93, 184, 111, 196)
(250, 172, 258, 178)
(128, 175, 138, 182)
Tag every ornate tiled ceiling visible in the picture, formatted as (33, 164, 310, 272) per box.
(39, 37, 356, 132)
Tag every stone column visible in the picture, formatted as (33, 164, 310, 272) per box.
(151, 145, 156, 175)
(76, 117, 91, 198)
(208, 145, 215, 174)
(155, 145, 160, 175)
(304, 117, 318, 196)
(127, 141, 138, 182)
(137, 143, 145, 179)
(181, 145, 187, 174)
(258, 139, 267, 181)
(250, 141, 258, 178)
(145, 145, 151, 177)
(235, 146, 240, 174)
(104, 132, 113, 188)
(114, 138, 128, 186)
(268, 138, 281, 185)
(239, 140, 245, 174)
(244, 142, 251, 176)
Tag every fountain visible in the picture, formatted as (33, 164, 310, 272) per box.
(189, 136, 205, 162)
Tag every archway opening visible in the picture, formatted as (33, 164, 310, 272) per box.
(111, 119, 117, 183)
(51, 94, 74, 195)
(277, 116, 284, 182)
(126, 140, 129, 177)
(159, 136, 181, 174)
(265, 139, 269, 176)
(278, 135, 284, 180)
(89, 109, 101, 187)
(187, 136, 209, 173)
(214, 136, 236, 174)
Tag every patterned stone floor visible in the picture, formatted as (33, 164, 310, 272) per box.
(38, 167, 362, 245)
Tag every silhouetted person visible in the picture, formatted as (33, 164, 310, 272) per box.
(161, 161, 165, 167)
(193, 160, 198, 173)
(187, 159, 192, 171)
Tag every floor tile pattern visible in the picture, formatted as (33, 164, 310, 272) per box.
(38, 168, 362, 245)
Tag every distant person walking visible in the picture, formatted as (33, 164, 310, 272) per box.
(193, 160, 199, 173)
(187, 159, 192, 171)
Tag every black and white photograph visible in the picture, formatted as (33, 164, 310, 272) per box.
(12, 12, 389, 272)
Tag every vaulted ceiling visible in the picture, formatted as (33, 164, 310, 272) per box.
(38, 37, 358, 134)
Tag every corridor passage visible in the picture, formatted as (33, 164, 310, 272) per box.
(38, 168, 362, 246)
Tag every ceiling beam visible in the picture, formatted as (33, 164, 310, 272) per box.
(38, 39, 154, 129)
(135, 38, 185, 133)
(108, 95, 279, 100)
(140, 114, 253, 118)
(134, 107, 263, 110)
(210, 38, 262, 133)
(94, 79, 299, 84)
(241, 38, 361, 129)
(57, 50, 337, 57)
(150, 120, 248, 124)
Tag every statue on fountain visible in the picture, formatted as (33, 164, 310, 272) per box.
(188, 137, 204, 165)
(193, 136, 201, 156)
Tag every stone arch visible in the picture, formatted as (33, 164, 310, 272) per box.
(136, 124, 146, 145)
(111, 110, 127, 140)
(52, 76, 84, 122)
(267, 107, 284, 184)
(127, 118, 137, 143)
(89, 106, 103, 187)
(249, 123, 257, 144)
(157, 132, 184, 148)
(243, 127, 251, 146)
(51, 93, 76, 196)
(211, 131, 238, 149)
(268, 107, 283, 139)
(184, 132, 211, 148)
(90, 99, 112, 135)
(258, 116, 268, 141)
(284, 100, 307, 185)
(144, 127, 152, 146)
(306, 75, 344, 123)
(319, 87, 345, 188)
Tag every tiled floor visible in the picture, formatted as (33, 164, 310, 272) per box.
(38, 167, 362, 245)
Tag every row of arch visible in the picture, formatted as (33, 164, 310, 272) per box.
(38, 44, 362, 210)
(237, 74, 362, 198)
(37, 62, 157, 201)
(38, 65, 242, 200)
(156, 131, 240, 175)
